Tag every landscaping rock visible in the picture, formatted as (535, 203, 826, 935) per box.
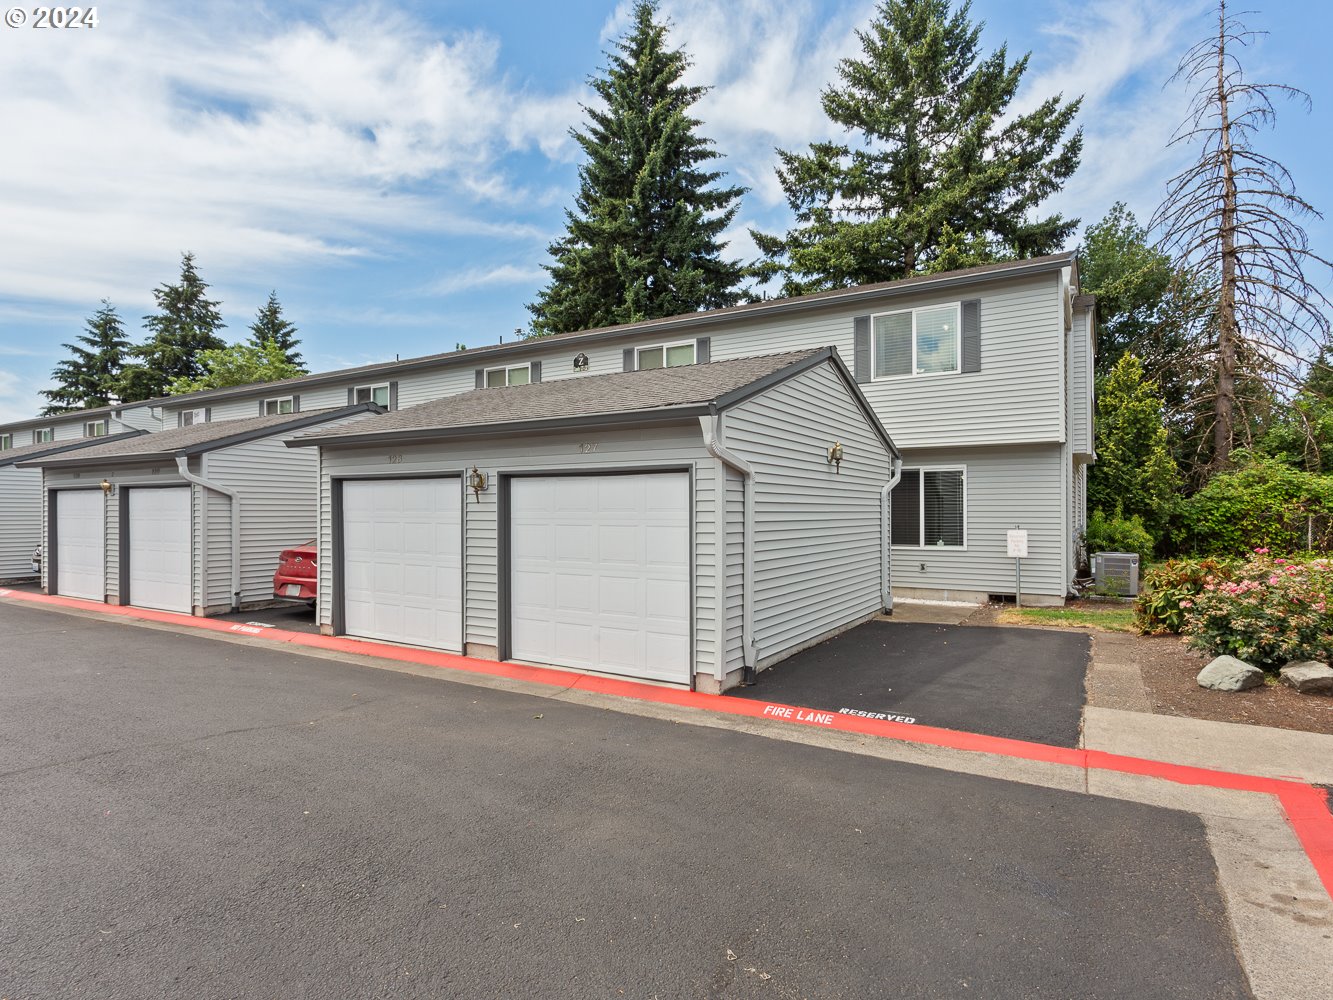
(1196, 655, 1265, 692)
(1279, 661, 1333, 695)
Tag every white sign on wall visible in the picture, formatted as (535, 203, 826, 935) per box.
(1007, 529, 1029, 559)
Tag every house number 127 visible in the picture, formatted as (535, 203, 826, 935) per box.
(578, 442, 598, 454)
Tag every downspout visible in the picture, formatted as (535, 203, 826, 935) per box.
(175, 456, 241, 612)
(882, 455, 903, 613)
(700, 412, 756, 685)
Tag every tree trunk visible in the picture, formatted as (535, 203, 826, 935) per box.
(1214, 1, 1239, 468)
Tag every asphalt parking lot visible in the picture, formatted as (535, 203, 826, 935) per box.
(736, 620, 1090, 746)
(0, 601, 1246, 999)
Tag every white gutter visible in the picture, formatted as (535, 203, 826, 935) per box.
(882, 456, 904, 612)
(175, 455, 241, 612)
(700, 413, 756, 683)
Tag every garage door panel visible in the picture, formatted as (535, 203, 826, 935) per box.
(342, 478, 461, 651)
(128, 488, 191, 614)
(510, 473, 690, 684)
(55, 490, 105, 602)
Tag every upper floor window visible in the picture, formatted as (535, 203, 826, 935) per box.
(181, 408, 207, 427)
(485, 364, 531, 388)
(0, 433, 11, 450)
(33, 427, 54, 444)
(84, 419, 108, 438)
(873, 303, 960, 378)
(891, 467, 966, 548)
(355, 384, 390, 407)
(264, 397, 295, 416)
(637, 341, 695, 370)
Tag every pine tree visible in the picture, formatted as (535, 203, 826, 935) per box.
(40, 300, 132, 414)
(527, 0, 746, 336)
(1088, 354, 1180, 543)
(247, 290, 305, 370)
(120, 253, 227, 400)
(752, 0, 1083, 295)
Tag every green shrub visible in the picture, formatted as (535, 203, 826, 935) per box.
(1084, 507, 1155, 566)
(1183, 552, 1333, 668)
(1173, 458, 1333, 557)
(1134, 557, 1234, 634)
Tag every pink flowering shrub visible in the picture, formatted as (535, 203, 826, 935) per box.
(1182, 551, 1333, 668)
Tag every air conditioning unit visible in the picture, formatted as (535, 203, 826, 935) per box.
(1091, 552, 1140, 597)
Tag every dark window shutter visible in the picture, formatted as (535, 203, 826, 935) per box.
(623, 348, 634, 372)
(853, 315, 871, 383)
(204, 407, 211, 423)
(347, 387, 355, 406)
(259, 400, 266, 416)
(178, 411, 185, 428)
(388, 381, 399, 410)
(962, 299, 981, 373)
(695, 337, 710, 364)
(530, 360, 542, 383)
(292, 394, 301, 413)
(474, 368, 485, 389)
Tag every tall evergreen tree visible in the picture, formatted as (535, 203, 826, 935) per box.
(1088, 354, 1180, 543)
(752, 0, 1083, 295)
(120, 253, 227, 400)
(40, 300, 132, 414)
(247, 290, 305, 370)
(527, 0, 746, 336)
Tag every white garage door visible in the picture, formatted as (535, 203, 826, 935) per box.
(510, 473, 691, 684)
(342, 477, 462, 651)
(55, 489, 104, 601)
(128, 487, 192, 614)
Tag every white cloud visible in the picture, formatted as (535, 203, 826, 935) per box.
(0, 369, 42, 424)
(0, 1, 580, 310)
(425, 264, 547, 297)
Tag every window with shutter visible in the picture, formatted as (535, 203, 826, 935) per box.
(890, 467, 966, 547)
(870, 303, 962, 379)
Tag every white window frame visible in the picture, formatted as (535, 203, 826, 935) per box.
(636, 340, 697, 370)
(484, 364, 531, 388)
(355, 383, 391, 407)
(181, 408, 207, 427)
(891, 465, 968, 550)
(84, 419, 109, 438)
(0, 433, 11, 450)
(870, 302, 962, 380)
(33, 427, 54, 444)
(264, 396, 295, 415)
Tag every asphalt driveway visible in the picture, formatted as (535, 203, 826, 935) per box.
(0, 601, 1245, 999)
(734, 620, 1090, 746)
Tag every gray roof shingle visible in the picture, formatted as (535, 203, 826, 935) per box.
(22, 406, 377, 468)
(0, 430, 146, 468)
(293, 350, 829, 445)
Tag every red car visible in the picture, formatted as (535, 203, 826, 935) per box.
(273, 541, 317, 604)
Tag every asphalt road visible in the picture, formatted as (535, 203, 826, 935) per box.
(736, 621, 1090, 747)
(0, 601, 1248, 999)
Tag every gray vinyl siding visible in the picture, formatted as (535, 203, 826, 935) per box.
(0, 467, 42, 578)
(1070, 306, 1092, 454)
(723, 465, 745, 676)
(315, 422, 719, 676)
(893, 444, 1067, 598)
(724, 363, 893, 662)
(115, 407, 163, 433)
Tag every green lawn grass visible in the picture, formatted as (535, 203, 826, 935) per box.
(999, 606, 1137, 632)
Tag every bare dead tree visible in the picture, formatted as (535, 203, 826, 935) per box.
(1152, 0, 1331, 470)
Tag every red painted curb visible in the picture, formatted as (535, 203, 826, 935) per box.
(4, 586, 1331, 898)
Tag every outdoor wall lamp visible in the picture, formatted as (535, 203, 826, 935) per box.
(99, 478, 114, 495)
(468, 466, 488, 503)
(827, 441, 844, 473)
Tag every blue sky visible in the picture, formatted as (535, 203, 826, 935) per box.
(0, 0, 1329, 421)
